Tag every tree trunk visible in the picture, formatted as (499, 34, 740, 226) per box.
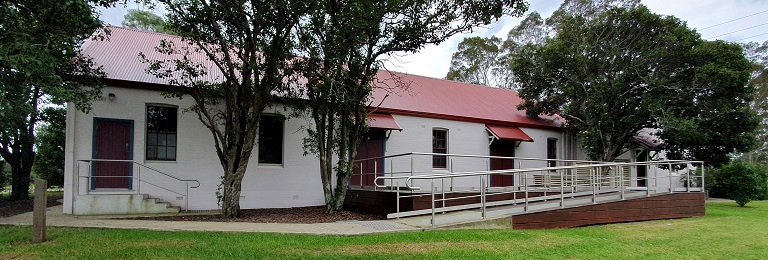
(222, 169, 244, 218)
(10, 163, 31, 200)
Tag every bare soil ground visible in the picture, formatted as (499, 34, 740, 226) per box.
(131, 206, 385, 223)
(0, 193, 63, 218)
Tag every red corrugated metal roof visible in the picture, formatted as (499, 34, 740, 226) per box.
(82, 27, 562, 129)
(486, 125, 534, 142)
(367, 113, 401, 130)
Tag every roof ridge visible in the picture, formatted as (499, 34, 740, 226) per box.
(106, 25, 183, 39)
(380, 69, 519, 94)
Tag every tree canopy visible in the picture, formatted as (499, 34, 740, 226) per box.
(121, 9, 175, 35)
(445, 36, 505, 88)
(0, 0, 111, 200)
(297, 0, 528, 212)
(511, 4, 758, 164)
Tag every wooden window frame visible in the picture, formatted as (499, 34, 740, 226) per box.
(145, 105, 178, 161)
(432, 128, 448, 169)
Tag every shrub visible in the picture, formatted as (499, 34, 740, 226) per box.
(706, 161, 768, 206)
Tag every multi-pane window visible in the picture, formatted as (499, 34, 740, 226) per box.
(547, 138, 557, 168)
(146, 106, 177, 161)
(432, 129, 448, 168)
(258, 115, 284, 164)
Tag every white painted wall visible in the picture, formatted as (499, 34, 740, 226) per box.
(65, 86, 627, 214)
(64, 86, 325, 213)
(382, 115, 567, 190)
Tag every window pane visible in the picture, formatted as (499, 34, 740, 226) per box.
(147, 133, 157, 146)
(146, 106, 178, 161)
(168, 134, 176, 147)
(258, 115, 284, 164)
(432, 129, 448, 168)
(147, 146, 157, 159)
(167, 147, 176, 160)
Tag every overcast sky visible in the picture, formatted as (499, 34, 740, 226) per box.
(99, 0, 768, 78)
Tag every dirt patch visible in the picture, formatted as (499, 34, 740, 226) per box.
(129, 206, 385, 224)
(0, 193, 63, 218)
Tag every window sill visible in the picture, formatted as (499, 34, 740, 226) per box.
(258, 163, 284, 168)
(144, 160, 178, 164)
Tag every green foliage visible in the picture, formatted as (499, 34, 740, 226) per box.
(33, 107, 66, 187)
(707, 161, 768, 206)
(741, 41, 768, 164)
(141, 0, 315, 218)
(0, 0, 113, 200)
(510, 3, 757, 164)
(121, 9, 175, 34)
(0, 161, 7, 191)
(296, 0, 528, 212)
(445, 36, 506, 88)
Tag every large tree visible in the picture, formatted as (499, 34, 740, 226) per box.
(121, 9, 175, 35)
(445, 36, 505, 88)
(298, 0, 528, 212)
(34, 107, 67, 187)
(0, 0, 111, 200)
(742, 41, 768, 163)
(141, 0, 313, 218)
(512, 5, 757, 164)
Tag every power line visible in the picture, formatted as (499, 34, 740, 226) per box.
(708, 22, 768, 39)
(736, 32, 768, 42)
(698, 9, 768, 31)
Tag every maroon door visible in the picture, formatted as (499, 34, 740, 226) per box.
(490, 140, 515, 187)
(352, 130, 385, 187)
(93, 119, 133, 189)
(636, 150, 648, 187)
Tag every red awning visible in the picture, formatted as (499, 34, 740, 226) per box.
(367, 113, 402, 131)
(486, 125, 533, 142)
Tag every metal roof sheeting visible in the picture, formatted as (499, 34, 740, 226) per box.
(367, 113, 402, 130)
(486, 125, 534, 142)
(82, 27, 561, 129)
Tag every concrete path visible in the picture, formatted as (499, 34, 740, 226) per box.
(0, 205, 420, 235)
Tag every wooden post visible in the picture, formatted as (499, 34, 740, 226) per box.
(33, 179, 47, 243)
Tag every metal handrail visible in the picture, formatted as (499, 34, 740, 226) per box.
(78, 159, 201, 188)
(76, 159, 201, 211)
(363, 155, 704, 227)
(402, 160, 702, 190)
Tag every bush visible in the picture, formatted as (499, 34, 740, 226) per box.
(706, 161, 768, 206)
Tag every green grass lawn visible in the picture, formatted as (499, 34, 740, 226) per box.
(2, 201, 766, 259)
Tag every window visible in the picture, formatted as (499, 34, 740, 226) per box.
(258, 115, 284, 164)
(547, 138, 557, 168)
(146, 105, 177, 161)
(432, 129, 448, 168)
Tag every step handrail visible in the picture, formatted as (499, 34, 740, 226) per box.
(76, 159, 201, 211)
(78, 159, 200, 188)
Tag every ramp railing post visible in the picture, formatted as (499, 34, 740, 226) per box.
(591, 168, 597, 204)
(701, 163, 706, 193)
(686, 165, 691, 192)
(396, 179, 400, 214)
(374, 160, 378, 191)
(524, 172, 529, 212)
(359, 162, 364, 189)
(431, 181, 436, 228)
(668, 162, 673, 193)
(620, 166, 625, 200)
(560, 169, 564, 208)
(481, 175, 486, 220)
